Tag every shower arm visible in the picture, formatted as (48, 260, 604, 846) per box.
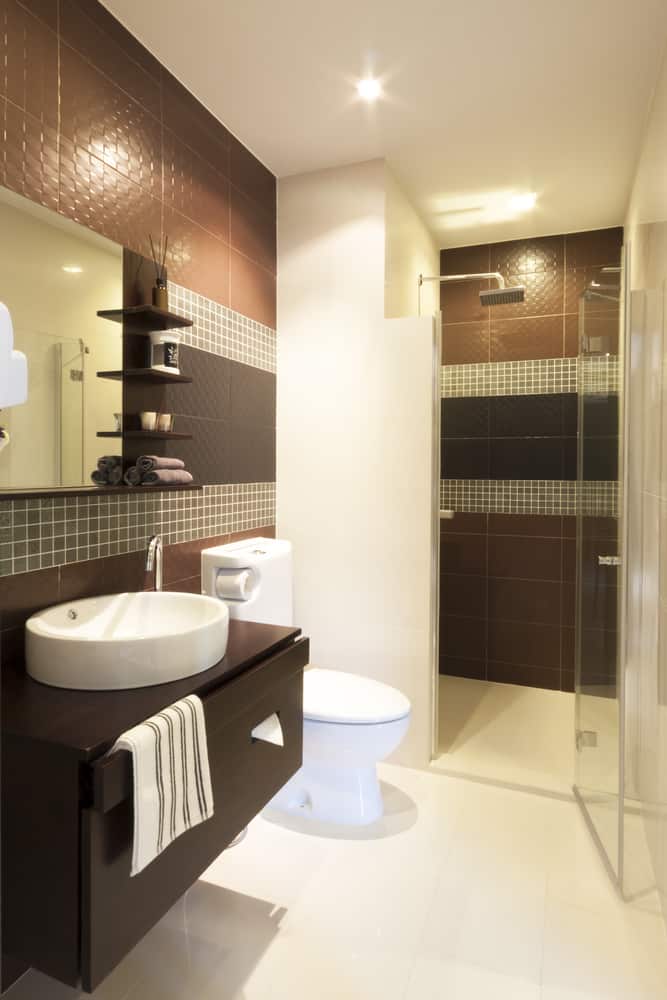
(417, 272, 506, 316)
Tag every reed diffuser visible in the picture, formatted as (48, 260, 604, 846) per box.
(149, 234, 169, 310)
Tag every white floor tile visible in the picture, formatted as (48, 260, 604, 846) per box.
(406, 956, 541, 999)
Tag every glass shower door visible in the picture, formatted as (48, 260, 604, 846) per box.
(574, 264, 623, 876)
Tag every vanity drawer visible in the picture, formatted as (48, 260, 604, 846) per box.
(81, 637, 307, 992)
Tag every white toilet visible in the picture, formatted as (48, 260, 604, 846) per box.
(201, 538, 411, 826)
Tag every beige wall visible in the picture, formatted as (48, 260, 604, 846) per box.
(384, 168, 439, 318)
(277, 159, 437, 767)
(623, 41, 667, 912)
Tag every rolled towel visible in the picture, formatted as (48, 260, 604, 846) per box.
(97, 454, 122, 472)
(137, 455, 185, 473)
(91, 469, 108, 486)
(142, 469, 193, 485)
(108, 465, 123, 486)
(123, 466, 143, 486)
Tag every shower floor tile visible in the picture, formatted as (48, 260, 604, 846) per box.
(433, 675, 575, 796)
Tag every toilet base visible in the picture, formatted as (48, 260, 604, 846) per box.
(269, 761, 383, 826)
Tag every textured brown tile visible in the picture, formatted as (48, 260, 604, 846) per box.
(0, 566, 59, 630)
(488, 578, 560, 625)
(441, 614, 486, 661)
(439, 656, 486, 680)
(565, 228, 623, 268)
(440, 244, 490, 276)
(487, 661, 561, 690)
(60, 45, 162, 197)
(440, 513, 487, 535)
(442, 321, 490, 365)
(230, 186, 277, 274)
(230, 249, 276, 328)
(163, 128, 230, 243)
(565, 266, 621, 314)
(488, 513, 562, 538)
(230, 363, 276, 427)
(164, 207, 230, 306)
(488, 535, 561, 581)
(60, 0, 161, 116)
(440, 276, 489, 323)
(15, 0, 57, 30)
(229, 135, 275, 214)
(490, 314, 564, 361)
(164, 575, 200, 594)
(2, 100, 59, 211)
(157, 415, 230, 485)
(1, 0, 58, 125)
(162, 69, 230, 176)
(440, 533, 486, 575)
(488, 619, 560, 669)
(229, 525, 276, 543)
(564, 314, 579, 357)
(491, 235, 564, 275)
(441, 573, 486, 619)
(488, 268, 564, 321)
(229, 423, 275, 483)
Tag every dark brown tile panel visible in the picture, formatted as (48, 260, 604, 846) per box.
(441, 397, 489, 438)
(60, 0, 161, 116)
(229, 135, 276, 214)
(15, 0, 57, 30)
(161, 69, 231, 175)
(230, 249, 276, 328)
(164, 207, 231, 306)
(1, 0, 58, 125)
(439, 655, 486, 680)
(490, 315, 565, 362)
(441, 573, 486, 619)
(162, 534, 230, 586)
(489, 394, 567, 438)
(441, 614, 487, 661)
(156, 415, 230, 485)
(440, 244, 490, 276)
(60, 45, 162, 198)
(230, 185, 277, 275)
(487, 661, 561, 691)
(565, 266, 621, 314)
(163, 129, 231, 243)
(228, 423, 276, 484)
(164, 575, 200, 594)
(562, 516, 577, 539)
(0, 625, 24, 669)
(230, 362, 276, 428)
(442, 438, 489, 479)
(491, 234, 564, 275)
(440, 513, 487, 535)
(0, 565, 59, 630)
(565, 228, 623, 268)
(440, 276, 489, 323)
(561, 670, 575, 693)
(488, 578, 561, 626)
(561, 581, 576, 628)
(488, 535, 561, 581)
(562, 626, 575, 670)
(563, 539, 576, 582)
(488, 513, 562, 538)
(58, 551, 146, 603)
(489, 438, 567, 481)
(488, 619, 560, 669)
(442, 321, 490, 365)
(229, 525, 276, 543)
(564, 314, 579, 357)
(440, 533, 486, 575)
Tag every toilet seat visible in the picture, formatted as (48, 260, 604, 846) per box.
(303, 668, 411, 725)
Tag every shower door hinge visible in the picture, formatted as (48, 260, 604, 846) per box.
(69, 369, 83, 382)
(598, 555, 621, 566)
(576, 730, 598, 750)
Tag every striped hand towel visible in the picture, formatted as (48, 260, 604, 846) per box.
(112, 695, 214, 877)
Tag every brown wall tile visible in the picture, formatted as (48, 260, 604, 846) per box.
(487, 661, 561, 690)
(488, 578, 560, 625)
(491, 234, 564, 275)
(440, 244, 490, 276)
(488, 535, 561, 581)
(490, 315, 565, 362)
(564, 228, 623, 268)
(488, 619, 560, 669)
(442, 321, 490, 365)
(229, 135, 275, 212)
(230, 249, 276, 328)
(441, 614, 487, 661)
(1, 0, 58, 125)
(163, 129, 231, 243)
(441, 533, 486, 575)
(230, 186, 277, 275)
(442, 574, 486, 619)
(488, 513, 562, 538)
(165, 207, 231, 306)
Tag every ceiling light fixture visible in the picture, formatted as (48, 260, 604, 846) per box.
(356, 77, 382, 102)
(62, 265, 83, 274)
(508, 192, 537, 213)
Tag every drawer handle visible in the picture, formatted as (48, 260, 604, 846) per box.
(251, 712, 284, 747)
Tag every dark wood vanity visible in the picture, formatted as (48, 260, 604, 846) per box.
(2, 621, 308, 993)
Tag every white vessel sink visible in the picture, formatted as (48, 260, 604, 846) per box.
(25, 591, 229, 690)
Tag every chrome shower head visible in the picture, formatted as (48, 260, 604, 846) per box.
(479, 285, 525, 306)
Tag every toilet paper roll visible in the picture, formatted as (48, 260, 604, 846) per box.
(215, 568, 255, 601)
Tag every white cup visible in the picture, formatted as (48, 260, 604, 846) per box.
(140, 411, 158, 431)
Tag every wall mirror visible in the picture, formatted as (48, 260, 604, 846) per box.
(0, 186, 122, 493)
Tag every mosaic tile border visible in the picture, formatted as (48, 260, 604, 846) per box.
(579, 355, 620, 395)
(441, 356, 621, 399)
(168, 282, 276, 373)
(440, 479, 618, 517)
(0, 483, 275, 577)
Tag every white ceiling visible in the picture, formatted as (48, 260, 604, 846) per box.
(103, 0, 667, 247)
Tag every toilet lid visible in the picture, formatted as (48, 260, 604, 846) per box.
(303, 668, 411, 725)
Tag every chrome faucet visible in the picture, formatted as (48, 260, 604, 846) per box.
(146, 535, 163, 591)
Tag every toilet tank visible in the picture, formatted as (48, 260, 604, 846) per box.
(201, 537, 293, 626)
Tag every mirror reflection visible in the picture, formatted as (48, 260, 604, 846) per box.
(0, 188, 122, 492)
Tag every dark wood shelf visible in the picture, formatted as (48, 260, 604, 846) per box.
(97, 430, 192, 440)
(1, 483, 203, 500)
(96, 368, 193, 384)
(96, 305, 193, 331)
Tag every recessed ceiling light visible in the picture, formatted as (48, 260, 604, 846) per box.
(62, 265, 83, 274)
(356, 78, 382, 102)
(508, 192, 537, 213)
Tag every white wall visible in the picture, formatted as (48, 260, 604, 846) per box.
(384, 168, 439, 319)
(277, 159, 437, 767)
(623, 40, 667, 916)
